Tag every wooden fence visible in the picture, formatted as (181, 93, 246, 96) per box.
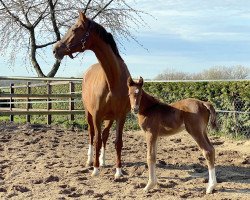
(0, 77, 84, 124)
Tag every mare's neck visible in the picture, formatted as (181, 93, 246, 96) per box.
(91, 36, 124, 90)
(139, 90, 159, 115)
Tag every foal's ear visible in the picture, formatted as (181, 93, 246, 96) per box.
(127, 76, 134, 86)
(138, 76, 144, 87)
(79, 11, 87, 21)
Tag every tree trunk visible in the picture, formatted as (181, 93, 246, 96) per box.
(30, 27, 61, 77)
(47, 60, 61, 77)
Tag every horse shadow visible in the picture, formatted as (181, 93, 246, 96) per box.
(156, 162, 249, 183)
(123, 161, 250, 194)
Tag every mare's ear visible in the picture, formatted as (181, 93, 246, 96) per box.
(138, 76, 144, 87)
(79, 11, 87, 21)
(127, 76, 134, 86)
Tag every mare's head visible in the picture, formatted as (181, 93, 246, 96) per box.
(127, 76, 144, 114)
(53, 12, 92, 60)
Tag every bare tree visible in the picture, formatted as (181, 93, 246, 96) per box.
(155, 68, 192, 80)
(193, 66, 250, 80)
(0, 0, 146, 77)
(155, 66, 250, 80)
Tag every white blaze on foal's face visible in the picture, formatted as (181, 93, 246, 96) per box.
(134, 88, 139, 102)
(134, 88, 140, 109)
(129, 86, 141, 114)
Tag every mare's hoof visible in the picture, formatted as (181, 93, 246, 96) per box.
(85, 160, 93, 167)
(99, 160, 105, 167)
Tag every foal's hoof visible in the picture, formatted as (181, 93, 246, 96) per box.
(91, 167, 99, 177)
(143, 181, 157, 192)
(206, 183, 217, 194)
(114, 168, 123, 179)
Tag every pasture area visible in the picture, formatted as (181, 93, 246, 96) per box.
(0, 122, 249, 200)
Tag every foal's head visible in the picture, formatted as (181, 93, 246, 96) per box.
(127, 76, 144, 114)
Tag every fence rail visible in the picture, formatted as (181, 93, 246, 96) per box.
(0, 78, 83, 124)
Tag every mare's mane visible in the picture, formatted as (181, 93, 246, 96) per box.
(89, 19, 122, 60)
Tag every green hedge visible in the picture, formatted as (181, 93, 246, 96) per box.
(142, 81, 249, 138)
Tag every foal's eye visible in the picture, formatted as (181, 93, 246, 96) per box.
(72, 25, 79, 32)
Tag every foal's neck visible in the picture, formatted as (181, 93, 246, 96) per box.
(139, 90, 160, 115)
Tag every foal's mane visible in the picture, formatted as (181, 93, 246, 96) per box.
(89, 19, 122, 60)
(141, 89, 166, 111)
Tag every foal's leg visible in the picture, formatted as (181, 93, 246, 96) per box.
(188, 129, 217, 194)
(114, 116, 126, 179)
(99, 120, 113, 166)
(86, 112, 94, 166)
(144, 131, 158, 192)
(203, 130, 217, 194)
(92, 116, 102, 176)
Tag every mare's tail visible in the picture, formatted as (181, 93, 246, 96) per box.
(203, 102, 218, 130)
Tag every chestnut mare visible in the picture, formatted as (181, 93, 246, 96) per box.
(127, 77, 217, 194)
(53, 12, 130, 178)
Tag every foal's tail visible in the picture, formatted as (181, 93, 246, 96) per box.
(203, 102, 218, 130)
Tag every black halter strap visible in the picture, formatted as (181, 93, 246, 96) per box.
(61, 20, 92, 58)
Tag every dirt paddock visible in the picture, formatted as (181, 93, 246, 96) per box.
(0, 122, 249, 200)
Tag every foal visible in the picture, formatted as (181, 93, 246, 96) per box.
(127, 77, 217, 194)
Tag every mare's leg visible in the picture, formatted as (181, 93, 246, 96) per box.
(92, 116, 102, 176)
(99, 120, 113, 166)
(186, 124, 217, 194)
(86, 111, 94, 166)
(114, 116, 126, 179)
(144, 131, 158, 192)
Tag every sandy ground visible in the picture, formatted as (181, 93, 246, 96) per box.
(0, 122, 249, 200)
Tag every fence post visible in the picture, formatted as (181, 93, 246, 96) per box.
(10, 83, 14, 122)
(232, 92, 240, 137)
(47, 82, 52, 125)
(69, 81, 75, 121)
(26, 82, 31, 123)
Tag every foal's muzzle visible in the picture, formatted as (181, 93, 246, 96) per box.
(131, 106, 139, 114)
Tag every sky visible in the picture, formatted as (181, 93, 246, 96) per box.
(1, 0, 250, 79)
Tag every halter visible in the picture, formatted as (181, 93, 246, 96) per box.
(60, 20, 92, 59)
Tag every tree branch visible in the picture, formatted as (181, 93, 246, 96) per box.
(36, 41, 57, 49)
(33, 3, 50, 28)
(0, 0, 31, 29)
(83, 0, 92, 14)
(92, 0, 114, 20)
(48, 0, 61, 41)
(19, 0, 32, 26)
